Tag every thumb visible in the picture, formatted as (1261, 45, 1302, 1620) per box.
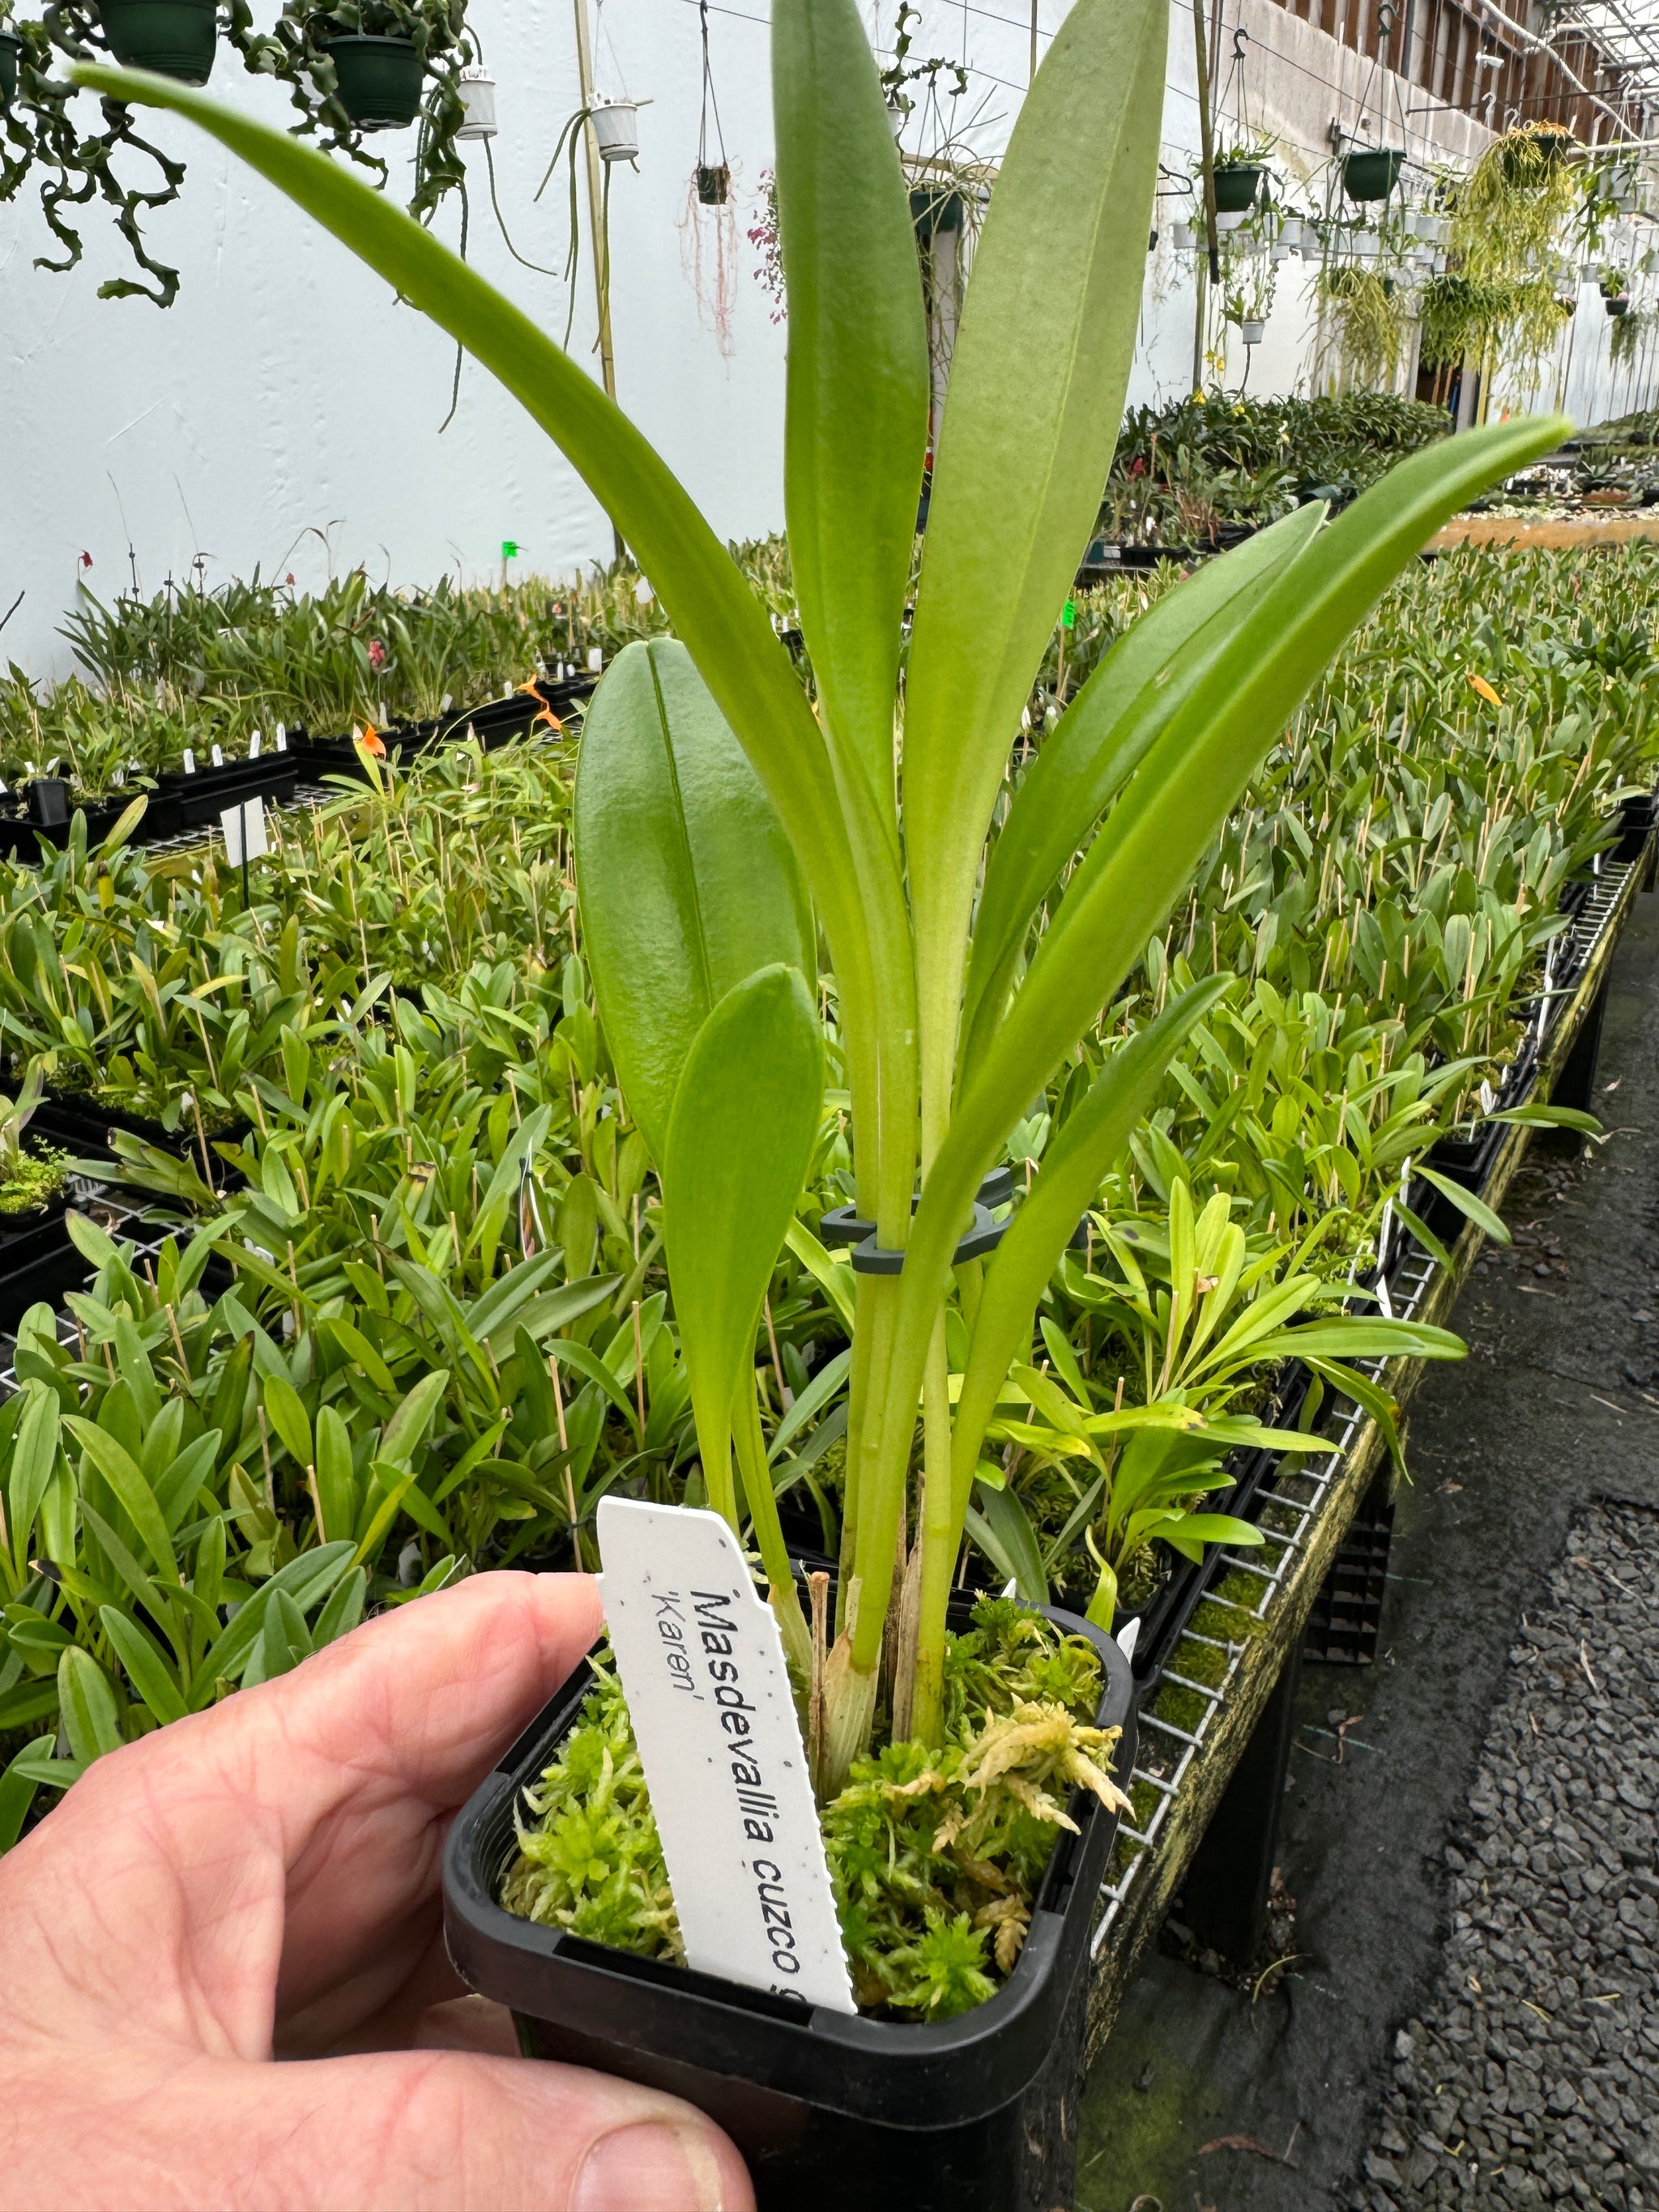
(66, 2044, 756, 2212)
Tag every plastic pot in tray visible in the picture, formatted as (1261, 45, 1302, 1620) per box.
(0, 1194, 78, 1335)
(37, 1086, 248, 1174)
(158, 752, 301, 828)
(1614, 791, 1659, 864)
(444, 1609, 1137, 2212)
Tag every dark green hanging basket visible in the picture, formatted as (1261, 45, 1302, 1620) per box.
(1342, 147, 1405, 202)
(909, 185, 965, 246)
(96, 0, 218, 84)
(0, 29, 21, 104)
(1211, 163, 1262, 215)
(322, 32, 425, 130)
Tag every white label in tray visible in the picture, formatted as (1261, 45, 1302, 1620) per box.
(221, 795, 268, 865)
(596, 1497, 856, 2014)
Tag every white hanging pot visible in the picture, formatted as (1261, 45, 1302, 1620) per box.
(457, 71, 497, 140)
(591, 100, 639, 164)
(1240, 319, 1265, 346)
(1270, 238, 1293, 263)
(1171, 219, 1196, 251)
(885, 100, 906, 139)
(1213, 207, 1249, 233)
(1350, 231, 1379, 259)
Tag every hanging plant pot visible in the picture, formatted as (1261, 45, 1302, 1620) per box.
(456, 70, 496, 140)
(696, 162, 731, 206)
(1343, 147, 1405, 202)
(1502, 125, 1575, 181)
(590, 100, 639, 164)
(1211, 162, 1262, 215)
(96, 0, 218, 85)
(0, 28, 21, 105)
(1606, 296, 1631, 318)
(909, 185, 964, 245)
(322, 33, 424, 131)
(1239, 318, 1265, 346)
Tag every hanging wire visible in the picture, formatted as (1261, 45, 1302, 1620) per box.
(697, 0, 729, 179)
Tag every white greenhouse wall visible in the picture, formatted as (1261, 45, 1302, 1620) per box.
(2, 0, 793, 676)
(4, 0, 1657, 680)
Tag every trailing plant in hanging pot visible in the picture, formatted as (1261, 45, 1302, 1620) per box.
(227, 0, 475, 217)
(79, 3, 1566, 2188)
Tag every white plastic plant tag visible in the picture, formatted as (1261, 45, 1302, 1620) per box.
(1115, 1616, 1141, 1664)
(1478, 1078, 1496, 1115)
(275, 723, 288, 752)
(596, 1496, 857, 2014)
(211, 743, 224, 768)
(587, 646, 603, 671)
(181, 748, 196, 775)
(249, 730, 262, 759)
(221, 795, 268, 866)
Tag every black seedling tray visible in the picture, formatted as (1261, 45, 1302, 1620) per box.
(0, 1201, 79, 1336)
(158, 752, 301, 828)
(1303, 1479, 1395, 1664)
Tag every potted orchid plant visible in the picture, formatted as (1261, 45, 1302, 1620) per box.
(75, 6, 1566, 2201)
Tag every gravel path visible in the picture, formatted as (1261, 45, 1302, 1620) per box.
(1350, 1500, 1659, 2210)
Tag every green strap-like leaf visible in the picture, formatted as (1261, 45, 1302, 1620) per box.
(65, 1414, 180, 1586)
(99, 1606, 188, 1727)
(773, 0, 928, 812)
(57, 1646, 123, 1764)
(6, 1383, 62, 1580)
(663, 965, 825, 1532)
(952, 977, 1230, 1500)
(961, 508, 1324, 1073)
(901, 0, 1169, 1134)
(575, 639, 817, 1164)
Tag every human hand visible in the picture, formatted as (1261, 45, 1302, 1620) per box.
(0, 1571, 753, 2212)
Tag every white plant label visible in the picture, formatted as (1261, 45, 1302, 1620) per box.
(595, 1496, 856, 2014)
(221, 795, 268, 866)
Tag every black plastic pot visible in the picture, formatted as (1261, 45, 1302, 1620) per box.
(158, 750, 301, 829)
(0, 29, 22, 104)
(1343, 147, 1404, 202)
(323, 32, 424, 130)
(697, 162, 731, 206)
(1614, 790, 1659, 863)
(444, 1610, 1137, 2212)
(0, 1199, 79, 1335)
(1606, 296, 1631, 318)
(1211, 162, 1262, 215)
(36, 1083, 247, 1174)
(909, 185, 964, 245)
(97, 0, 217, 82)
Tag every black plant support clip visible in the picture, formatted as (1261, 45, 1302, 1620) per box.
(819, 1166, 1017, 1276)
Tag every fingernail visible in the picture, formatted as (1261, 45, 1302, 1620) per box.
(572, 2120, 728, 2211)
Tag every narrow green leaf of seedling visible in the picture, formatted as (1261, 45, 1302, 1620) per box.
(262, 1372, 313, 1470)
(1415, 1165, 1513, 1247)
(965, 1482, 1048, 1604)
(98, 1606, 188, 1728)
(6, 1383, 61, 1580)
(64, 1416, 180, 1585)
(575, 639, 816, 1165)
(0, 1737, 53, 1853)
(663, 965, 824, 1533)
(57, 1645, 123, 1764)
